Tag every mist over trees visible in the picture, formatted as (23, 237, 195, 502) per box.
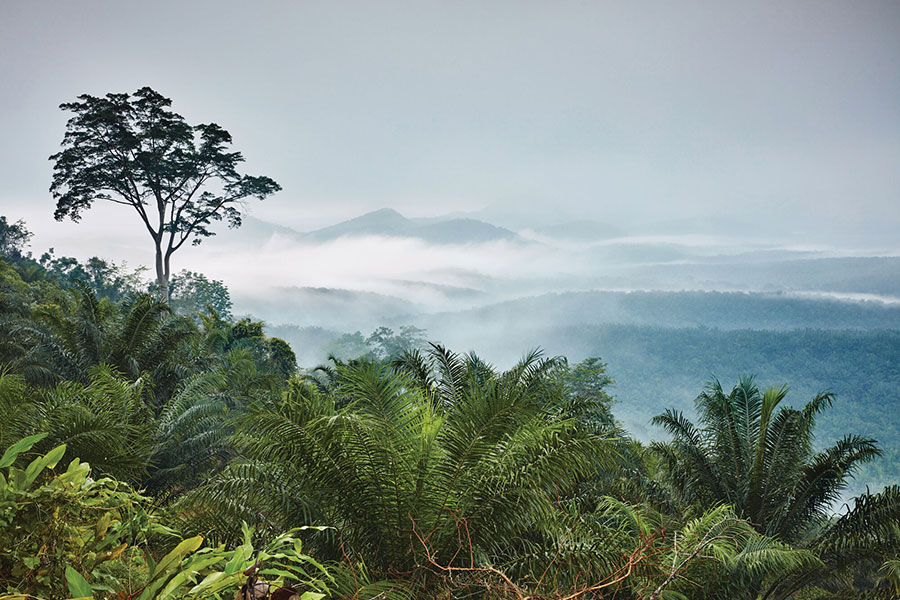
(2, 0, 897, 593)
(1, 224, 899, 598)
(2, 70, 898, 600)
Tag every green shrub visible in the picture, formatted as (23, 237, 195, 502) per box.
(0, 433, 163, 598)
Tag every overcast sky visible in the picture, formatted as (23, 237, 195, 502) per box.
(1, 0, 899, 262)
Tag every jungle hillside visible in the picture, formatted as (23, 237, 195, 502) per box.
(2, 2, 900, 599)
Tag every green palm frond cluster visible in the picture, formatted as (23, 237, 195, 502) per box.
(651, 378, 879, 539)
(150, 346, 280, 492)
(176, 349, 813, 598)
(15, 283, 195, 406)
(184, 349, 614, 586)
(651, 377, 899, 598)
(0, 366, 153, 483)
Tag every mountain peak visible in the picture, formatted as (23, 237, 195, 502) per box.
(365, 207, 405, 218)
(299, 208, 524, 244)
(305, 207, 411, 239)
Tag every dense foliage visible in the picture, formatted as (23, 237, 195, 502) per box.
(0, 239, 898, 599)
(539, 323, 900, 492)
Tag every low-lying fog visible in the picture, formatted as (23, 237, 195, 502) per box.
(17, 202, 900, 500)
(23, 204, 900, 336)
(216, 209, 900, 330)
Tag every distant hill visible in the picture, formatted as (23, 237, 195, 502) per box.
(417, 290, 900, 345)
(233, 215, 306, 243)
(229, 209, 525, 247)
(304, 208, 412, 240)
(234, 285, 419, 330)
(410, 218, 518, 244)
(302, 208, 522, 244)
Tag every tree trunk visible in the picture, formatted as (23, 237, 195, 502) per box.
(155, 242, 169, 304)
(163, 251, 172, 304)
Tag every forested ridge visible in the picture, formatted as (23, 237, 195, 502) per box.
(4, 1, 898, 596)
(276, 304, 900, 496)
(2, 228, 900, 599)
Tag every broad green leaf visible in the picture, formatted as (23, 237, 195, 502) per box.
(143, 548, 157, 577)
(259, 568, 297, 580)
(95, 512, 112, 538)
(41, 443, 66, 469)
(188, 571, 227, 594)
(65, 565, 93, 599)
(24, 443, 67, 487)
(241, 521, 253, 545)
(291, 553, 331, 579)
(175, 553, 227, 583)
(224, 543, 252, 574)
(97, 543, 128, 563)
(11, 467, 25, 490)
(0, 433, 48, 468)
(300, 593, 326, 600)
(155, 568, 201, 600)
(150, 535, 204, 580)
(156, 553, 230, 600)
(137, 574, 171, 600)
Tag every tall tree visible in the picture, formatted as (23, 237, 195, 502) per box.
(50, 87, 280, 303)
(0, 216, 33, 259)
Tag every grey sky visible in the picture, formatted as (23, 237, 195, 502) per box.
(1, 0, 899, 260)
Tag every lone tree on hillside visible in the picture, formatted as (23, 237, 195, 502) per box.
(0, 216, 33, 259)
(50, 87, 280, 303)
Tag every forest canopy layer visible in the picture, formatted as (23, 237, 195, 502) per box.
(1, 232, 899, 600)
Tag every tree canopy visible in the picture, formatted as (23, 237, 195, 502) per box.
(50, 87, 280, 302)
(0, 216, 32, 259)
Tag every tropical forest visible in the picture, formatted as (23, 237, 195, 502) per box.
(2, 2, 900, 599)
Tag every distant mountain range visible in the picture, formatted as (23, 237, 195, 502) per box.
(240, 208, 525, 245)
(238, 207, 637, 246)
(224, 207, 900, 333)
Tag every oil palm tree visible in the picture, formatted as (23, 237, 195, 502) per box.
(185, 348, 618, 588)
(651, 377, 879, 539)
(651, 377, 900, 598)
(16, 283, 196, 407)
(149, 347, 278, 492)
(0, 365, 153, 483)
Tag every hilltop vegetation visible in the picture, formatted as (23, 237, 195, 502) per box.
(1, 229, 900, 599)
(273, 320, 900, 497)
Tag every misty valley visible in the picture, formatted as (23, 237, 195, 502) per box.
(3, 2, 900, 596)
(3, 202, 900, 599)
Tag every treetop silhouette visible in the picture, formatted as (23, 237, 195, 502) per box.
(50, 87, 280, 303)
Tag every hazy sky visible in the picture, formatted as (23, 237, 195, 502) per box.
(1, 0, 899, 261)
